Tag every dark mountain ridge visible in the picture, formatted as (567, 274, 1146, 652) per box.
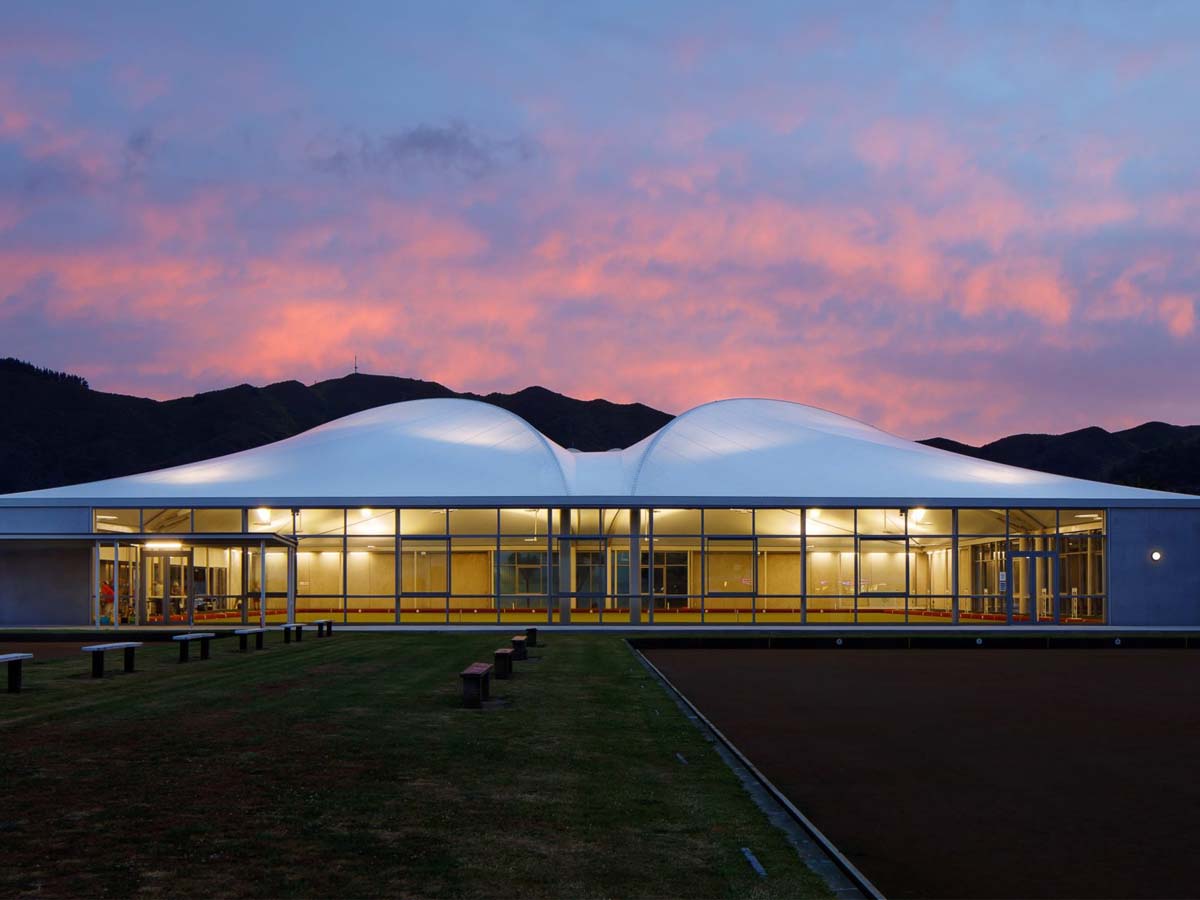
(1, 357, 1197, 495)
(0, 359, 671, 494)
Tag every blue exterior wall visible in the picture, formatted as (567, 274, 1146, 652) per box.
(0, 542, 92, 626)
(0, 507, 90, 533)
(1108, 507, 1200, 626)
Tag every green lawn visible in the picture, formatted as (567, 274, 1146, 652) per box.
(0, 634, 831, 899)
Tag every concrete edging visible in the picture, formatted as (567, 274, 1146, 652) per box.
(627, 639, 885, 900)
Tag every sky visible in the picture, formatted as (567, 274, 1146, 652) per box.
(1, 1, 1198, 443)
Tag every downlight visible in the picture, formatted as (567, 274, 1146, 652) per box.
(1151, 550, 1163, 562)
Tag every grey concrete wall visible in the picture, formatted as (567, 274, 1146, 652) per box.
(0, 542, 93, 626)
(0, 507, 91, 533)
(1108, 508, 1200, 626)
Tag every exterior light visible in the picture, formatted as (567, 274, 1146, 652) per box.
(1151, 551, 1163, 562)
(255, 507, 271, 524)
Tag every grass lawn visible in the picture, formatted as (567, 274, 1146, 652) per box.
(0, 633, 831, 899)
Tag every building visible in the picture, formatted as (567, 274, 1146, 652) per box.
(1, 398, 1197, 628)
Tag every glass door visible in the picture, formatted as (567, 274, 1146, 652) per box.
(141, 551, 194, 624)
(1008, 551, 1056, 624)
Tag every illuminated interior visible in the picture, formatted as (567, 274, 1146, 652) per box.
(92, 506, 1106, 626)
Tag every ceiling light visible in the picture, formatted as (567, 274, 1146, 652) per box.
(911, 508, 927, 523)
(145, 541, 183, 550)
(360, 508, 372, 519)
(96, 515, 118, 520)
(1151, 550, 1163, 562)
(255, 507, 271, 524)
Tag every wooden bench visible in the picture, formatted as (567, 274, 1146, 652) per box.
(1, 653, 33, 693)
(460, 662, 493, 708)
(172, 632, 216, 662)
(525, 626, 538, 647)
(81, 642, 143, 678)
(510, 634, 528, 660)
(234, 627, 267, 651)
(310, 619, 334, 638)
(280, 623, 304, 643)
(493, 647, 514, 679)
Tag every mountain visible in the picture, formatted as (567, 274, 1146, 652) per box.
(1, 357, 1197, 495)
(918, 424, 1200, 496)
(0, 359, 672, 494)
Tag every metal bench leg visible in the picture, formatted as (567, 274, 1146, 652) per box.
(296, 627, 303, 642)
(179, 641, 189, 663)
(327, 622, 333, 637)
(201, 637, 211, 660)
(239, 634, 248, 652)
(124, 647, 136, 673)
(7, 659, 21, 694)
(92, 651, 104, 679)
(255, 632, 264, 650)
(481, 672, 491, 701)
(284, 628, 291, 644)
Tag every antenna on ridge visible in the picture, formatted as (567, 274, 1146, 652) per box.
(354, 354, 358, 375)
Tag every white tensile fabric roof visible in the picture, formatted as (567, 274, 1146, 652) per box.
(2, 397, 1191, 503)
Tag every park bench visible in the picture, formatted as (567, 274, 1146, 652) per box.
(460, 662, 493, 708)
(280, 623, 304, 643)
(172, 632, 216, 662)
(311, 619, 334, 638)
(234, 627, 267, 651)
(493, 647, 514, 679)
(81, 642, 143, 679)
(2, 653, 33, 693)
(525, 626, 538, 647)
(510, 634, 528, 660)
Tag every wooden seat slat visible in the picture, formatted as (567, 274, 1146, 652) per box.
(172, 632, 216, 641)
(234, 628, 267, 635)
(461, 662, 492, 676)
(0, 653, 34, 662)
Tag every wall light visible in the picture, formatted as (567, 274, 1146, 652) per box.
(1151, 550, 1163, 562)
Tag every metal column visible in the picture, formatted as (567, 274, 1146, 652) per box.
(113, 539, 120, 631)
(558, 506, 571, 624)
(259, 539, 267, 628)
(629, 508, 641, 625)
(287, 545, 296, 623)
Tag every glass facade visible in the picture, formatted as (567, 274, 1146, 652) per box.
(87, 506, 1108, 625)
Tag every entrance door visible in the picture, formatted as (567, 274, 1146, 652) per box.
(556, 538, 607, 623)
(141, 551, 194, 625)
(1008, 551, 1056, 624)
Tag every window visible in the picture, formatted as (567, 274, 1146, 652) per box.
(499, 551, 547, 595)
(575, 550, 606, 594)
(94, 509, 139, 533)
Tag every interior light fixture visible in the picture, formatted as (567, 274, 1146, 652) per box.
(360, 508, 373, 519)
(96, 515, 118, 520)
(145, 541, 183, 550)
(809, 508, 822, 519)
(255, 507, 271, 524)
(1151, 550, 1163, 562)
(911, 508, 927, 523)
